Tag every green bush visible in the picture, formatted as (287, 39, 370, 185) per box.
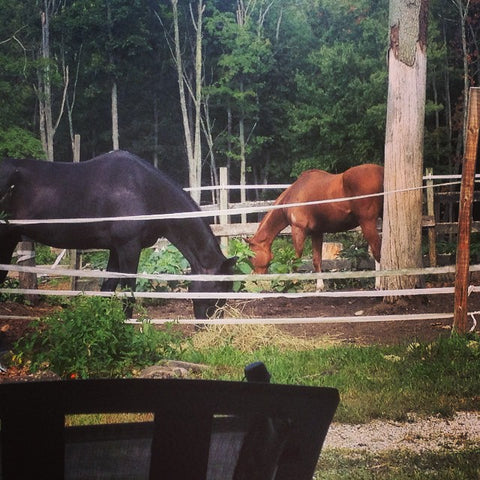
(269, 238, 303, 292)
(81, 251, 109, 270)
(136, 245, 189, 292)
(13, 296, 184, 379)
(0, 127, 45, 159)
(227, 238, 254, 291)
(35, 244, 59, 265)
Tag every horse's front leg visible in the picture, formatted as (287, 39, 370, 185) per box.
(0, 234, 20, 284)
(311, 232, 324, 291)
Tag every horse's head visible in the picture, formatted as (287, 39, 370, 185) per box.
(246, 238, 273, 274)
(190, 257, 237, 319)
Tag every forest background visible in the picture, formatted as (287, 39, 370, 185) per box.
(0, 0, 477, 198)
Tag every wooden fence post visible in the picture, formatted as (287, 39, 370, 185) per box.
(425, 168, 437, 267)
(453, 87, 480, 333)
(70, 134, 81, 291)
(219, 167, 229, 253)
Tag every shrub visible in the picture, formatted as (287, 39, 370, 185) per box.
(13, 296, 184, 379)
(136, 245, 189, 292)
(227, 238, 254, 291)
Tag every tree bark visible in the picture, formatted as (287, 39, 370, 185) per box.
(380, 0, 429, 295)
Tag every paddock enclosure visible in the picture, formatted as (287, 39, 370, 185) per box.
(1, 163, 480, 336)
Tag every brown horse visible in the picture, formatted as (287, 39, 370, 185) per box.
(247, 164, 384, 289)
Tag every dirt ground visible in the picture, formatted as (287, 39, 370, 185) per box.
(1, 285, 479, 351)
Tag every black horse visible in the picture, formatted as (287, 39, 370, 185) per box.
(0, 150, 236, 318)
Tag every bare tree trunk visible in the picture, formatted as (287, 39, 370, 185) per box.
(227, 107, 233, 172)
(111, 81, 119, 150)
(41, 4, 54, 161)
(169, 0, 204, 203)
(37, 0, 68, 161)
(17, 241, 39, 305)
(239, 104, 247, 223)
(201, 98, 219, 204)
(380, 0, 429, 295)
(193, 0, 204, 202)
(65, 46, 82, 157)
(171, 0, 203, 202)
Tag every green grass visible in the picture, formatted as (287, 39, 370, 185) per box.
(181, 332, 480, 423)
(315, 447, 480, 479)
(11, 305, 480, 478)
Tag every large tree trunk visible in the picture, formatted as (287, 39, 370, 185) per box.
(380, 0, 429, 295)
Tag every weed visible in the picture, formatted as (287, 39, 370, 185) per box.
(136, 245, 189, 293)
(0, 278, 25, 303)
(227, 238, 254, 291)
(13, 296, 184, 379)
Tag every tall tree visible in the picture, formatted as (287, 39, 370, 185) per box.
(170, 0, 204, 202)
(37, 0, 68, 161)
(380, 0, 429, 293)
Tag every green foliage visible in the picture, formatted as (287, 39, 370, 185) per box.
(269, 238, 303, 292)
(0, 0, 472, 182)
(13, 296, 184, 379)
(323, 232, 375, 289)
(227, 238, 253, 291)
(136, 245, 189, 292)
(0, 127, 45, 159)
(35, 244, 59, 265)
(81, 251, 109, 270)
(270, 238, 303, 273)
(0, 278, 25, 303)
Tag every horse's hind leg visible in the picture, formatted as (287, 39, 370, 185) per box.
(311, 232, 324, 291)
(359, 220, 381, 262)
(106, 243, 141, 318)
(101, 250, 121, 292)
(359, 220, 381, 289)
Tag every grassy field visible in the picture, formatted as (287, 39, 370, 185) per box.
(12, 299, 480, 479)
(182, 325, 480, 423)
(315, 447, 480, 479)
(181, 325, 480, 479)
